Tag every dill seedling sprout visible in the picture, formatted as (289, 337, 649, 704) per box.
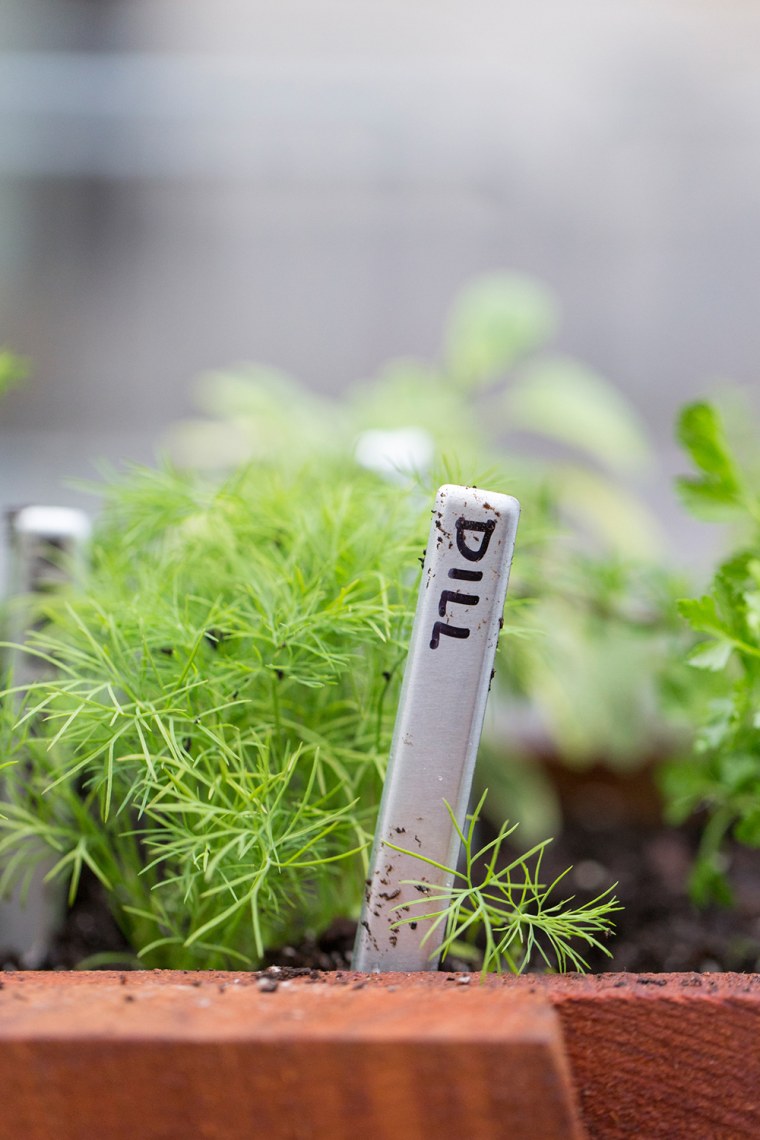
(390, 791, 620, 976)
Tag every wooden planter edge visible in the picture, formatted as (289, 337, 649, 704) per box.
(1, 970, 759, 1139)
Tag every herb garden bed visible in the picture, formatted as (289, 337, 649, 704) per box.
(24, 765, 760, 976)
(5, 323, 760, 1137)
(5, 791, 760, 1140)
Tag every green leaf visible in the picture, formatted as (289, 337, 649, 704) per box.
(505, 358, 652, 474)
(676, 478, 743, 520)
(445, 274, 557, 387)
(734, 809, 760, 847)
(676, 402, 744, 518)
(658, 759, 710, 824)
(678, 595, 729, 638)
(687, 639, 734, 671)
(697, 699, 735, 752)
(717, 752, 759, 797)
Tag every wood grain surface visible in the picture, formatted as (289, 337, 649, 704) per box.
(2, 970, 759, 1138)
(0, 970, 584, 1140)
(541, 972, 760, 1139)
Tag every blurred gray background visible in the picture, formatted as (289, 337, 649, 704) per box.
(2, 0, 760, 575)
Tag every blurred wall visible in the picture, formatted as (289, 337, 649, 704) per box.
(2, 0, 760, 568)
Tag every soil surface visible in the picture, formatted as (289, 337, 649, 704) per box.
(536, 763, 760, 974)
(4, 767, 760, 975)
(542, 817, 760, 973)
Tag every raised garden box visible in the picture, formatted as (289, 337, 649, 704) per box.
(1, 969, 759, 1139)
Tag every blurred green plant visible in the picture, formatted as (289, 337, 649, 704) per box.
(0, 350, 27, 400)
(661, 399, 760, 904)
(166, 274, 688, 800)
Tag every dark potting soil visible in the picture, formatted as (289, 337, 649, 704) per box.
(539, 816, 760, 973)
(533, 764, 760, 974)
(5, 773, 760, 974)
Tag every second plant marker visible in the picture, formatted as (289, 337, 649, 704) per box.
(352, 484, 520, 971)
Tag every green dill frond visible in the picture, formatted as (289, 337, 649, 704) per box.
(390, 793, 620, 976)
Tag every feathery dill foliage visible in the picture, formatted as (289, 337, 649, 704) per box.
(0, 459, 425, 967)
(390, 793, 620, 976)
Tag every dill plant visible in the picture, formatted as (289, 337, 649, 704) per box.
(391, 792, 619, 975)
(0, 458, 424, 967)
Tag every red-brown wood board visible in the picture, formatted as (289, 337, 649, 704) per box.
(541, 972, 760, 1139)
(0, 971, 759, 1139)
(0, 970, 582, 1140)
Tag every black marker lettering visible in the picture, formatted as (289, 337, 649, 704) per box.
(438, 589, 480, 618)
(448, 568, 483, 582)
(430, 622, 470, 649)
(455, 517, 496, 562)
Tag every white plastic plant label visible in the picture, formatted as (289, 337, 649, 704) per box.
(352, 484, 520, 971)
(1, 505, 91, 968)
